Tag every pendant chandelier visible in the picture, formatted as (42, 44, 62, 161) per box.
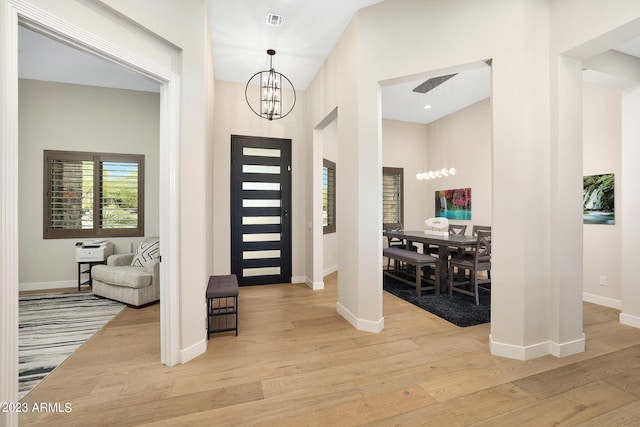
(245, 49, 296, 121)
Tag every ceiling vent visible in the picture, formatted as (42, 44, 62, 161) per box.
(413, 73, 457, 93)
(266, 13, 283, 27)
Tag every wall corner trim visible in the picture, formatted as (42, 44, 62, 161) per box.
(489, 333, 586, 360)
(305, 277, 325, 290)
(336, 301, 384, 333)
(180, 338, 207, 364)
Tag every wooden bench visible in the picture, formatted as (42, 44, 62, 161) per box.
(206, 274, 239, 338)
(383, 247, 440, 296)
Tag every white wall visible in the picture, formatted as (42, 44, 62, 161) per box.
(426, 99, 492, 228)
(581, 40, 640, 322)
(580, 41, 640, 321)
(621, 87, 640, 327)
(582, 82, 622, 308)
(101, 0, 217, 357)
(18, 79, 160, 289)
(212, 80, 307, 282)
(382, 119, 429, 231)
(307, 18, 385, 331)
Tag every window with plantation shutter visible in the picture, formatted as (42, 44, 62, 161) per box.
(323, 158, 336, 234)
(383, 167, 403, 224)
(44, 150, 144, 239)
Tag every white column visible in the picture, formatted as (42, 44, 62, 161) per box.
(1, 1, 20, 425)
(620, 88, 640, 328)
(547, 54, 586, 356)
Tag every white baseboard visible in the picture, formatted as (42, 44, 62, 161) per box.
(19, 280, 76, 292)
(489, 333, 585, 360)
(489, 335, 548, 360)
(583, 292, 622, 309)
(323, 264, 338, 277)
(305, 277, 324, 290)
(336, 301, 384, 333)
(291, 275, 306, 284)
(549, 333, 586, 357)
(620, 312, 640, 328)
(180, 337, 206, 364)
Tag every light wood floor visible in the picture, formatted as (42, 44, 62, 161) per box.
(19, 272, 640, 426)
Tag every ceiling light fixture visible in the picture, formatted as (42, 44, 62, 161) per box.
(416, 168, 457, 180)
(245, 49, 296, 121)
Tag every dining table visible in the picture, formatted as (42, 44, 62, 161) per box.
(383, 229, 478, 293)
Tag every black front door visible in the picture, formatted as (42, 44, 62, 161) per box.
(230, 135, 292, 285)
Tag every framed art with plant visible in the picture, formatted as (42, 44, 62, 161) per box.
(435, 187, 472, 220)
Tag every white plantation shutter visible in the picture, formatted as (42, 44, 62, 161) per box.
(49, 158, 93, 230)
(382, 167, 403, 224)
(322, 158, 336, 233)
(100, 161, 139, 229)
(44, 150, 144, 238)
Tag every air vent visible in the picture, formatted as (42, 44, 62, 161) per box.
(266, 13, 283, 27)
(413, 73, 457, 93)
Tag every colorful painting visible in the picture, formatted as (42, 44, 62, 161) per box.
(583, 173, 614, 224)
(435, 188, 472, 220)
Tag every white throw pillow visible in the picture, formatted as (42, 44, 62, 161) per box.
(131, 239, 159, 267)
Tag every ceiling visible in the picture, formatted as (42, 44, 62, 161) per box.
(207, 0, 384, 90)
(17, 2, 640, 125)
(18, 26, 160, 93)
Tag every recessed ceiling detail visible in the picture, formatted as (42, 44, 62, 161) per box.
(413, 73, 457, 94)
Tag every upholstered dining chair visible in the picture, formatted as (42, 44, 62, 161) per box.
(448, 230, 491, 305)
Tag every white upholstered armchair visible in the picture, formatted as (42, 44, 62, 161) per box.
(91, 237, 160, 307)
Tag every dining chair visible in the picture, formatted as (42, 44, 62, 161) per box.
(426, 224, 467, 257)
(448, 230, 491, 305)
(469, 225, 491, 278)
(471, 225, 491, 237)
(383, 222, 412, 271)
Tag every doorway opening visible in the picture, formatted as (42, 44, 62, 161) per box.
(2, 3, 182, 408)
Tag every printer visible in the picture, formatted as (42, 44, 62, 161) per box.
(75, 240, 114, 262)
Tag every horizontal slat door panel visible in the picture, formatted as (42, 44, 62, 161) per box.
(242, 258, 282, 269)
(231, 135, 291, 285)
(241, 224, 282, 234)
(242, 241, 282, 251)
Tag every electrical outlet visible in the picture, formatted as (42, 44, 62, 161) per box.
(599, 276, 608, 286)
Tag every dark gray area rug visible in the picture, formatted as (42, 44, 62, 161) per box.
(383, 276, 490, 327)
(18, 291, 124, 400)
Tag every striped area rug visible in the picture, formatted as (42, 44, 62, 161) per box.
(18, 291, 124, 400)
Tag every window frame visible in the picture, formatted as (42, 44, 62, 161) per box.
(43, 150, 145, 239)
(382, 167, 404, 225)
(323, 158, 336, 234)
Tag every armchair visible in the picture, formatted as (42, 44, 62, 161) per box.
(91, 237, 160, 307)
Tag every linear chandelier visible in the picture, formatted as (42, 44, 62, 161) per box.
(416, 168, 457, 180)
(245, 49, 296, 121)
